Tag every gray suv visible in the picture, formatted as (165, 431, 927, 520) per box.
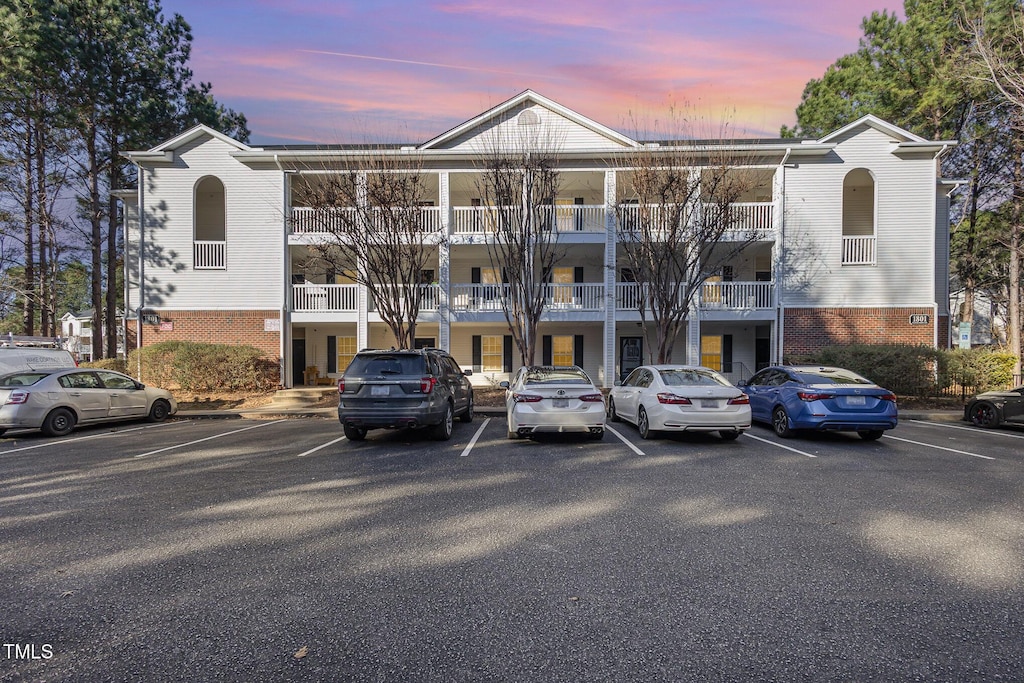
(337, 348, 474, 441)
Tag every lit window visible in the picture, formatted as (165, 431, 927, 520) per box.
(482, 335, 503, 372)
(337, 337, 357, 372)
(552, 335, 574, 366)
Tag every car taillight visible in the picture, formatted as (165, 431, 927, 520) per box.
(728, 394, 750, 405)
(657, 393, 692, 405)
(579, 393, 604, 402)
(512, 393, 543, 403)
(880, 392, 897, 403)
(6, 390, 29, 405)
(337, 378, 345, 393)
(797, 391, 834, 402)
(420, 376, 438, 393)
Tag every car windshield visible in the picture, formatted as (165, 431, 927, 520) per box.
(659, 368, 730, 387)
(524, 368, 591, 386)
(0, 372, 49, 387)
(345, 355, 424, 376)
(792, 368, 873, 385)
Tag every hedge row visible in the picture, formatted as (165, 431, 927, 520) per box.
(787, 344, 1019, 397)
(111, 341, 279, 392)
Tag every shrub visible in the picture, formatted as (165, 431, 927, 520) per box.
(80, 358, 127, 374)
(937, 348, 1017, 395)
(792, 344, 940, 396)
(126, 341, 278, 392)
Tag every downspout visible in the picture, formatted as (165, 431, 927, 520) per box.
(135, 162, 145, 381)
(276, 153, 288, 388)
(932, 143, 952, 351)
(776, 147, 792, 365)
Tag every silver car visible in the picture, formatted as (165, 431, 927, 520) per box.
(0, 368, 177, 437)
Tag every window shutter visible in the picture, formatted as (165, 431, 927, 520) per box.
(723, 334, 734, 374)
(327, 336, 337, 374)
(542, 335, 552, 366)
(574, 335, 584, 368)
(574, 197, 584, 230)
(471, 267, 481, 284)
(503, 336, 513, 372)
(472, 335, 482, 373)
(574, 267, 584, 283)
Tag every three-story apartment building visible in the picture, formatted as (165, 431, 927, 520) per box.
(122, 91, 956, 388)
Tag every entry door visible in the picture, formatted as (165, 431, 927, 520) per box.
(619, 336, 643, 381)
(292, 339, 306, 387)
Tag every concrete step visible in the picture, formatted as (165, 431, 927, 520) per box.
(270, 387, 337, 408)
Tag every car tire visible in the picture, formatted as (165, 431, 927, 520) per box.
(459, 395, 474, 423)
(772, 406, 794, 439)
(432, 403, 454, 441)
(637, 406, 654, 439)
(42, 407, 75, 437)
(343, 424, 367, 441)
(969, 402, 1001, 429)
(858, 430, 885, 441)
(607, 398, 621, 422)
(147, 399, 172, 423)
(719, 430, 741, 441)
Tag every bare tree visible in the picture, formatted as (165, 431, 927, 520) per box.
(965, 3, 1024, 377)
(293, 151, 443, 349)
(474, 122, 564, 366)
(615, 117, 771, 364)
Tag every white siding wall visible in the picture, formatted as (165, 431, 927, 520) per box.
(784, 126, 937, 307)
(137, 135, 284, 310)
(442, 104, 630, 153)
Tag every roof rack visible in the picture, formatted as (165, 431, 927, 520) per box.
(0, 332, 66, 348)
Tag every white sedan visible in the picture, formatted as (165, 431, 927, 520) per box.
(500, 366, 606, 440)
(608, 365, 751, 440)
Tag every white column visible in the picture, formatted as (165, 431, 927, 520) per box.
(603, 170, 617, 387)
(356, 172, 369, 350)
(438, 172, 451, 351)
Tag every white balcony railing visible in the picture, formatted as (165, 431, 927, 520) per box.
(842, 235, 876, 265)
(369, 284, 440, 313)
(615, 282, 687, 310)
(292, 284, 359, 312)
(449, 283, 604, 312)
(290, 206, 442, 234)
(699, 281, 774, 309)
(194, 241, 226, 269)
(616, 202, 774, 236)
(451, 205, 606, 234)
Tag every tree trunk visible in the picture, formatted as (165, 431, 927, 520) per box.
(88, 121, 104, 360)
(22, 118, 35, 336)
(1011, 133, 1023, 378)
(106, 138, 121, 358)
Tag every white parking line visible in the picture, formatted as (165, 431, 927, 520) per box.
(134, 420, 287, 458)
(910, 420, 1024, 440)
(297, 435, 347, 457)
(0, 420, 188, 456)
(743, 433, 818, 458)
(882, 434, 994, 460)
(459, 418, 490, 457)
(605, 425, 645, 455)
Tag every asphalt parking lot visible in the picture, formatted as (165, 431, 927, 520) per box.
(3, 415, 1024, 682)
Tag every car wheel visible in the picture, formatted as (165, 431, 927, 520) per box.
(343, 424, 367, 441)
(637, 406, 653, 439)
(969, 402, 1001, 429)
(147, 399, 171, 423)
(459, 395, 474, 423)
(607, 398, 621, 422)
(591, 428, 604, 440)
(719, 430, 741, 441)
(432, 403, 454, 441)
(858, 430, 885, 441)
(42, 407, 75, 437)
(772, 407, 793, 439)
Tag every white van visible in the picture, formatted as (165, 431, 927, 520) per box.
(0, 335, 76, 375)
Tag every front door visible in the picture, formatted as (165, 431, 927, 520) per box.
(619, 337, 643, 381)
(292, 339, 306, 387)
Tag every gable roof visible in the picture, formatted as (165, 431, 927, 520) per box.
(150, 124, 258, 153)
(419, 89, 639, 150)
(818, 114, 927, 144)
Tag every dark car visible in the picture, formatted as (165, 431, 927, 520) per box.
(964, 385, 1024, 428)
(739, 365, 898, 440)
(337, 348, 473, 441)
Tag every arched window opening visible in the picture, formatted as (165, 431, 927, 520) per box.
(194, 176, 226, 269)
(842, 168, 875, 265)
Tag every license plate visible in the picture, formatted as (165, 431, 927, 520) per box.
(846, 395, 866, 406)
(552, 399, 569, 408)
(700, 399, 719, 409)
(371, 385, 389, 397)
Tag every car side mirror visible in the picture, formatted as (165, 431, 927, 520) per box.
(499, 381, 510, 389)
(463, 368, 473, 376)
(135, 381, 145, 390)
(737, 379, 748, 387)
(614, 379, 622, 386)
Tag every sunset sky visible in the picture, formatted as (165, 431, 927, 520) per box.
(161, 0, 905, 145)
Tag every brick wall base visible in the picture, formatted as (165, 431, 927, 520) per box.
(785, 307, 936, 357)
(134, 310, 281, 359)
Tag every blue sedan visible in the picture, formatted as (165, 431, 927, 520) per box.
(738, 365, 898, 440)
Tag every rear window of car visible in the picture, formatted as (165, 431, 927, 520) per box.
(524, 367, 591, 386)
(0, 372, 49, 387)
(344, 354, 425, 376)
(792, 368, 873, 385)
(659, 368, 730, 387)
